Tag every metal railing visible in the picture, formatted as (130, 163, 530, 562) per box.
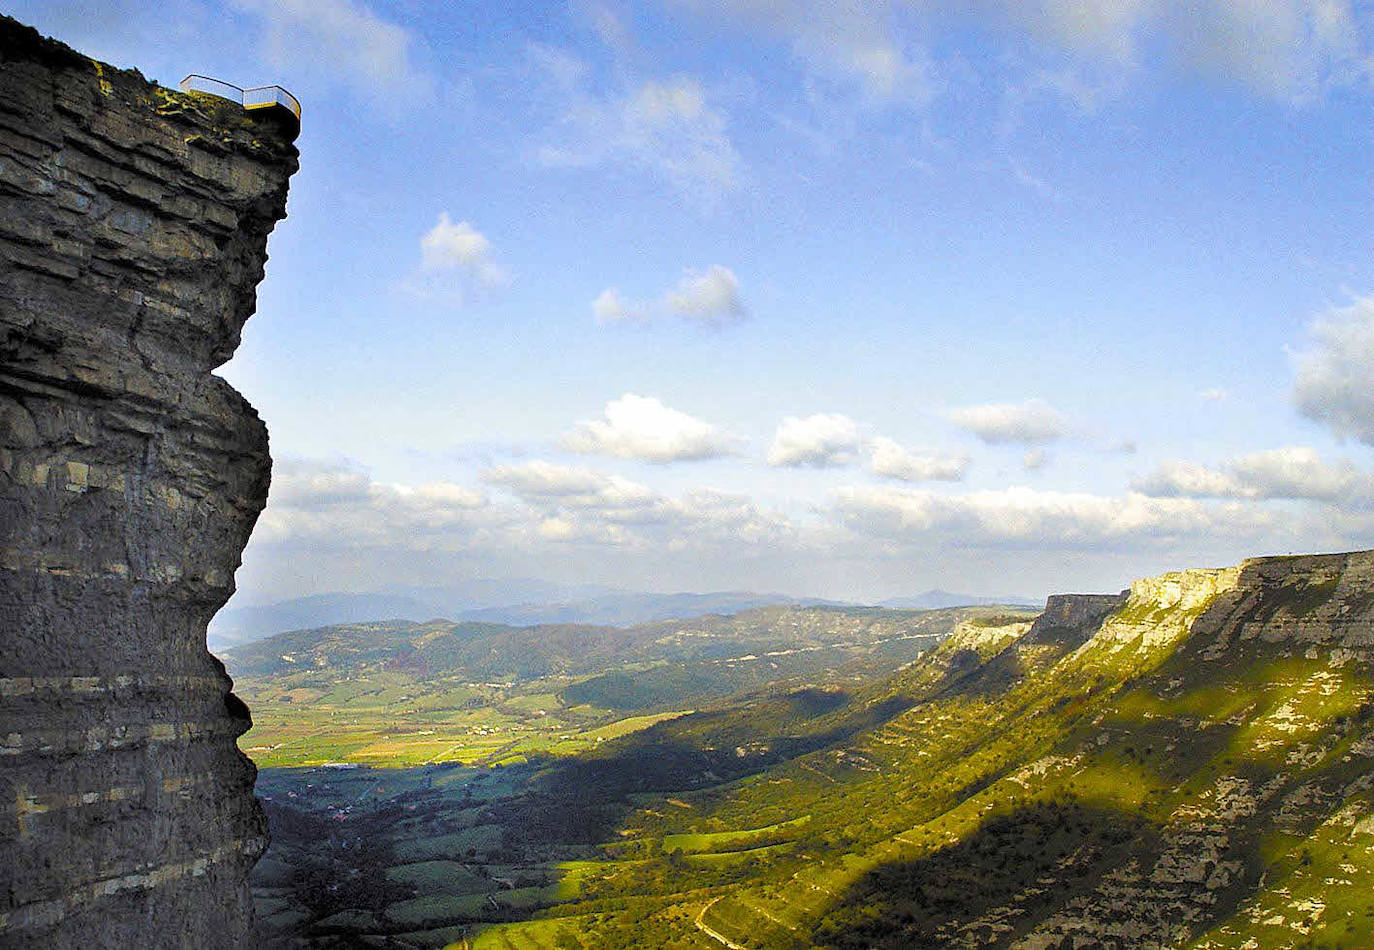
(179, 74, 301, 122)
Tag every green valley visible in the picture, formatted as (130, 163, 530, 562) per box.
(237, 552, 1374, 949)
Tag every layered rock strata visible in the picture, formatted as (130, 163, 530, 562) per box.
(699, 550, 1374, 949)
(1023, 591, 1128, 648)
(0, 17, 296, 948)
(1013, 551, 1374, 948)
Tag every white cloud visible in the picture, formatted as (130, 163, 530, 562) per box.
(248, 458, 797, 586)
(670, 0, 1369, 107)
(1161, 0, 1362, 100)
(483, 460, 791, 544)
(1293, 296, 1374, 445)
(255, 459, 493, 547)
(419, 213, 504, 284)
(665, 266, 746, 325)
(575, 0, 634, 52)
(593, 266, 746, 326)
(1133, 447, 1374, 506)
(592, 287, 644, 324)
(268, 462, 374, 509)
(769, 420, 974, 475)
(237, 455, 1372, 606)
(230, 0, 435, 105)
(486, 462, 600, 499)
(1199, 387, 1231, 401)
(831, 483, 1273, 548)
(869, 437, 969, 481)
(947, 399, 1068, 445)
(1132, 460, 1244, 499)
(403, 214, 506, 302)
(561, 394, 737, 462)
(1229, 446, 1373, 502)
(671, 0, 935, 106)
(1023, 449, 1048, 471)
(482, 460, 658, 508)
(535, 58, 741, 197)
(768, 413, 864, 467)
(998, 0, 1367, 100)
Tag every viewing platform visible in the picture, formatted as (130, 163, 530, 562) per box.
(179, 74, 301, 135)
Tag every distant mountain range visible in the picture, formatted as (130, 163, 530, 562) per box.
(208, 582, 1038, 652)
(877, 589, 1039, 609)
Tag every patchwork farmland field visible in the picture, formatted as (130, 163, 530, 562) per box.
(231, 604, 1004, 946)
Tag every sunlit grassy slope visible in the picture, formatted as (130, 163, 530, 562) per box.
(229, 605, 992, 768)
(452, 553, 1374, 949)
(248, 553, 1374, 949)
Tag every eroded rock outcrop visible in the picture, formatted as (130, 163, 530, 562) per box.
(0, 17, 296, 948)
(697, 551, 1374, 950)
(1023, 591, 1128, 648)
(1011, 551, 1374, 949)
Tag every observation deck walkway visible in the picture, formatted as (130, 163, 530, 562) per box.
(178, 74, 301, 132)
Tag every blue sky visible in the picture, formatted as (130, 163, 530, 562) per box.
(16, 0, 1374, 603)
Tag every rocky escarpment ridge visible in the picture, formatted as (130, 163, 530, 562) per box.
(689, 551, 1374, 950)
(989, 551, 1374, 948)
(0, 16, 296, 948)
(1023, 591, 1128, 648)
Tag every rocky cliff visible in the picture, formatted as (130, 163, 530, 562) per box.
(0, 16, 296, 948)
(1023, 591, 1127, 648)
(672, 550, 1374, 949)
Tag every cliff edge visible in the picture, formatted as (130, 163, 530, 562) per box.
(0, 16, 297, 948)
(688, 550, 1374, 949)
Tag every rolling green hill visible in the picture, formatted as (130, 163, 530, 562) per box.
(226, 605, 1015, 769)
(246, 552, 1374, 949)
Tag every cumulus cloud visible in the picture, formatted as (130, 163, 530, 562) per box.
(561, 394, 737, 462)
(535, 57, 741, 197)
(869, 437, 969, 481)
(665, 266, 746, 325)
(484, 460, 668, 516)
(1133, 447, 1374, 507)
(238, 455, 1371, 606)
(484, 461, 791, 544)
(767, 413, 864, 468)
(1228, 447, 1374, 503)
(419, 213, 504, 283)
(830, 483, 1273, 548)
(1199, 388, 1230, 401)
(594, 266, 746, 326)
(592, 287, 644, 323)
(1133, 460, 1244, 499)
(268, 462, 375, 509)
(1293, 297, 1374, 445)
(768, 418, 974, 477)
(246, 458, 798, 597)
(403, 213, 507, 302)
(947, 399, 1068, 445)
(256, 459, 493, 547)
(230, 0, 435, 105)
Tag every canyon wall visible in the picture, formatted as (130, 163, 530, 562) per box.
(0, 17, 296, 948)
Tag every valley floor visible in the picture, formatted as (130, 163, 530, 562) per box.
(245, 556, 1374, 948)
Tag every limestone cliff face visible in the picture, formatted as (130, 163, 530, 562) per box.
(1081, 566, 1243, 655)
(1008, 551, 1374, 949)
(0, 16, 296, 948)
(1023, 591, 1128, 648)
(693, 551, 1374, 948)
